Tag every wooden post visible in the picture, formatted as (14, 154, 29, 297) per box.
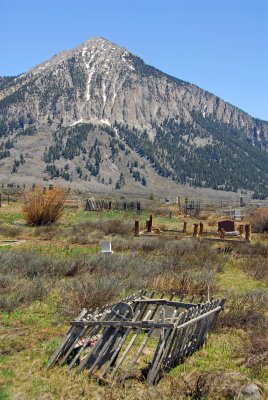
(7, 194, 9, 205)
(193, 224, 198, 237)
(134, 221, 140, 237)
(183, 221, 187, 233)
(220, 228, 225, 239)
(108, 201, 112, 210)
(199, 222, 204, 235)
(146, 220, 149, 231)
(148, 215, 153, 232)
(245, 224, 251, 242)
(0, 193, 1, 208)
(239, 224, 245, 236)
(169, 211, 172, 219)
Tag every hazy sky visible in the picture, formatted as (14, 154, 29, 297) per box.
(0, 0, 267, 120)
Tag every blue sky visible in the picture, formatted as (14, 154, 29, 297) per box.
(0, 0, 267, 120)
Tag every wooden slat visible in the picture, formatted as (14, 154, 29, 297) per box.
(132, 299, 196, 309)
(87, 308, 131, 374)
(47, 308, 88, 368)
(71, 320, 175, 329)
(109, 309, 153, 380)
(147, 309, 179, 385)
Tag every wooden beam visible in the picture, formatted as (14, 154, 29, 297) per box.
(71, 320, 175, 329)
(132, 299, 197, 309)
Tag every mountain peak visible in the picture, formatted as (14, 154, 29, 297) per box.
(29, 36, 132, 76)
(1, 37, 268, 197)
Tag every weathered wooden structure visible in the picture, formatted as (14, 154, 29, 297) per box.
(85, 199, 112, 211)
(184, 200, 201, 217)
(47, 292, 225, 385)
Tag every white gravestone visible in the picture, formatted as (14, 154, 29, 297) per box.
(234, 209, 241, 221)
(101, 240, 113, 254)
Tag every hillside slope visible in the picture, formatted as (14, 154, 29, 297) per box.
(1, 37, 268, 197)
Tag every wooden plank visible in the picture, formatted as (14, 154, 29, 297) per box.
(86, 308, 132, 374)
(109, 309, 153, 380)
(61, 307, 107, 367)
(47, 308, 88, 368)
(163, 307, 195, 369)
(132, 299, 196, 309)
(100, 309, 142, 379)
(68, 311, 110, 369)
(71, 320, 175, 329)
(147, 309, 179, 385)
(77, 303, 133, 373)
(175, 305, 207, 363)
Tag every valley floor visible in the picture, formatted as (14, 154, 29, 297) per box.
(0, 199, 267, 399)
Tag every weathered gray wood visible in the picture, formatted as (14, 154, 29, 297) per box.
(109, 309, 153, 380)
(86, 307, 132, 374)
(68, 310, 110, 369)
(100, 309, 142, 379)
(48, 294, 225, 385)
(77, 303, 133, 373)
(71, 320, 175, 329)
(132, 299, 196, 309)
(147, 309, 179, 385)
(47, 308, 88, 368)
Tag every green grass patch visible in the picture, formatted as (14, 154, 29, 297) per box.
(218, 260, 268, 294)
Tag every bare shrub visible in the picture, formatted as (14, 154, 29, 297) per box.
(243, 330, 268, 372)
(0, 250, 80, 278)
(22, 185, 68, 226)
(241, 256, 268, 282)
(91, 219, 132, 236)
(251, 207, 268, 233)
(236, 241, 268, 257)
(68, 222, 104, 244)
(0, 276, 51, 312)
(218, 290, 268, 329)
(113, 237, 165, 252)
(0, 224, 23, 237)
(151, 269, 217, 296)
(33, 225, 62, 240)
(58, 274, 121, 319)
(70, 219, 131, 239)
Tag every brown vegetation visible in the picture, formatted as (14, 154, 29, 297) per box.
(251, 207, 268, 233)
(22, 185, 68, 225)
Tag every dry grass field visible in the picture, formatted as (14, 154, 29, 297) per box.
(0, 191, 267, 399)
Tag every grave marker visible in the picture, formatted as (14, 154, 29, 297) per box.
(101, 241, 113, 254)
(218, 220, 235, 233)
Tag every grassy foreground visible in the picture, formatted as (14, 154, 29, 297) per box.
(0, 199, 267, 399)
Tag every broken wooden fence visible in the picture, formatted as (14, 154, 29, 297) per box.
(85, 199, 112, 211)
(47, 291, 225, 385)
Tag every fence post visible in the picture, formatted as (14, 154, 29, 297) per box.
(193, 224, 198, 237)
(7, 194, 9, 205)
(0, 193, 1, 208)
(245, 224, 251, 242)
(134, 221, 140, 237)
(239, 224, 244, 236)
(148, 215, 153, 233)
(199, 222, 204, 235)
(183, 221, 187, 233)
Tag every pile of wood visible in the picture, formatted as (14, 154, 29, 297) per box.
(47, 291, 225, 385)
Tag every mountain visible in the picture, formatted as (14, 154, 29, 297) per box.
(1, 36, 268, 197)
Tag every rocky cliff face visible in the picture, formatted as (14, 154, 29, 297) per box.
(1, 37, 268, 141)
(1, 37, 268, 196)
